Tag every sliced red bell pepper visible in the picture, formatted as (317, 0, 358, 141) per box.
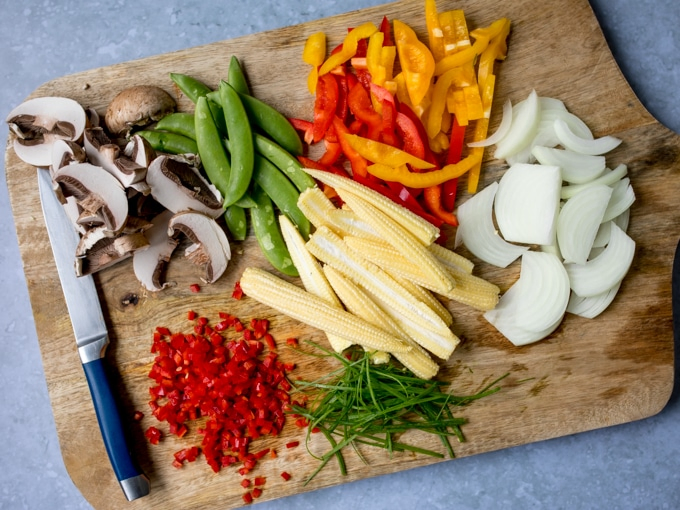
(442, 116, 466, 211)
(380, 98, 398, 147)
(318, 139, 342, 166)
(333, 115, 368, 178)
(395, 112, 425, 160)
(288, 117, 313, 145)
(397, 102, 436, 164)
(335, 74, 349, 122)
(379, 15, 393, 46)
(423, 184, 458, 227)
(348, 82, 382, 141)
(312, 73, 339, 143)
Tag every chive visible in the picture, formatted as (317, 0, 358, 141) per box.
(290, 345, 508, 484)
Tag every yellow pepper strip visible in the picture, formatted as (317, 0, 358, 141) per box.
(467, 118, 489, 193)
(424, 0, 445, 62)
(303, 31, 327, 94)
(366, 31, 386, 86)
(318, 22, 378, 76)
(439, 10, 470, 55)
(380, 45, 397, 81)
(426, 66, 460, 139)
(343, 133, 435, 169)
(464, 84, 484, 120)
(367, 152, 482, 188)
(433, 18, 508, 76)
(477, 18, 511, 94)
(393, 19, 435, 107)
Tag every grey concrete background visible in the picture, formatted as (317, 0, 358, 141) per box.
(1, 1, 678, 509)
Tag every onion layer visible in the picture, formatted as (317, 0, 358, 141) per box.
(468, 99, 513, 148)
(566, 281, 622, 319)
(455, 181, 528, 268)
(494, 89, 541, 160)
(554, 118, 622, 155)
(531, 146, 606, 184)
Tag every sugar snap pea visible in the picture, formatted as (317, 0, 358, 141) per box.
(219, 80, 254, 207)
(169, 73, 213, 104)
(238, 92, 304, 156)
(252, 153, 310, 239)
(250, 184, 298, 276)
(137, 130, 198, 155)
(154, 112, 196, 140)
(224, 204, 247, 241)
(252, 133, 315, 192)
(194, 96, 231, 201)
(227, 56, 250, 95)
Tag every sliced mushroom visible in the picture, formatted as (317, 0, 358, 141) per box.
(147, 155, 224, 218)
(6, 96, 87, 167)
(75, 225, 150, 276)
(168, 211, 231, 284)
(53, 162, 128, 234)
(83, 127, 147, 187)
(51, 139, 86, 173)
(105, 85, 176, 136)
(133, 210, 179, 291)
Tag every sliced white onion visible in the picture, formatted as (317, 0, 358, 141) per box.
(514, 251, 570, 332)
(560, 163, 628, 200)
(539, 97, 567, 112)
(592, 208, 631, 248)
(564, 222, 635, 297)
(468, 99, 513, 148)
(494, 89, 541, 160)
(602, 177, 635, 223)
(494, 163, 561, 246)
(483, 273, 563, 346)
(556, 184, 613, 264)
(554, 118, 622, 155)
(456, 181, 529, 268)
(543, 110, 594, 140)
(531, 146, 606, 184)
(566, 281, 622, 319)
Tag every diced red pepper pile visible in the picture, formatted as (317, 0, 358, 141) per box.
(146, 311, 296, 477)
(290, 16, 465, 231)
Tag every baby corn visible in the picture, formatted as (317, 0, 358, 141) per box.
(302, 168, 440, 245)
(279, 215, 353, 353)
(240, 267, 411, 354)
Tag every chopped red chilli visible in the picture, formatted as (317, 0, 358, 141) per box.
(144, 426, 162, 445)
(147, 310, 295, 475)
(280, 471, 292, 481)
(189, 283, 201, 293)
(232, 281, 244, 299)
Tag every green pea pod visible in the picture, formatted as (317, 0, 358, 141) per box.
(228, 56, 250, 95)
(219, 81, 254, 207)
(136, 130, 198, 155)
(194, 96, 231, 201)
(155, 112, 196, 140)
(232, 193, 257, 208)
(250, 184, 298, 276)
(238, 92, 304, 156)
(224, 204, 247, 241)
(252, 153, 310, 240)
(169, 73, 212, 103)
(252, 133, 315, 192)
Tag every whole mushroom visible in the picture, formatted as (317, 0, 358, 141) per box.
(104, 85, 176, 136)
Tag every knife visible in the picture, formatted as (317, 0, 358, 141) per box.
(37, 168, 150, 501)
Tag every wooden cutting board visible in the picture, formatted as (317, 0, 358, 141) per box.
(5, 0, 678, 508)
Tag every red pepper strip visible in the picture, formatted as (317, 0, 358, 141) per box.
(335, 74, 349, 122)
(395, 112, 425, 160)
(442, 116, 467, 211)
(379, 15, 393, 46)
(423, 184, 458, 226)
(333, 116, 368, 177)
(318, 140, 342, 166)
(369, 83, 396, 106)
(289, 118, 314, 145)
(353, 173, 444, 227)
(313, 74, 339, 143)
(380, 99, 398, 146)
(397, 102, 436, 164)
(348, 82, 382, 141)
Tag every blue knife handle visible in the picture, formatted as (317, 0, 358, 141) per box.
(82, 358, 150, 501)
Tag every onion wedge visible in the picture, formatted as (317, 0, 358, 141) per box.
(468, 99, 513, 148)
(566, 281, 622, 319)
(455, 181, 529, 268)
(564, 222, 635, 297)
(494, 89, 541, 160)
(554, 118, 622, 156)
(531, 146, 606, 184)
(494, 163, 561, 245)
(556, 184, 613, 265)
(602, 177, 635, 223)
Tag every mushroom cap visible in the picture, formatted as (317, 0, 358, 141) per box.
(104, 85, 176, 136)
(168, 211, 231, 284)
(146, 155, 224, 218)
(6, 96, 87, 167)
(53, 162, 129, 234)
(132, 210, 179, 291)
(83, 127, 147, 187)
(75, 225, 150, 276)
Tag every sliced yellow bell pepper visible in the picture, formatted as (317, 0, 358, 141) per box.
(439, 10, 470, 55)
(319, 22, 378, 76)
(367, 152, 482, 188)
(424, 0, 445, 62)
(343, 133, 435, 169)
(303, 31, 327, 94)
(366, 31, 386, 86)
(393, 19, 435, 107)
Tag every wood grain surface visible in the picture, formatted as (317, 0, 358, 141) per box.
(4, 0, 678, 508)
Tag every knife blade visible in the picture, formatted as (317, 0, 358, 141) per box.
(37, 168, 150, 501)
